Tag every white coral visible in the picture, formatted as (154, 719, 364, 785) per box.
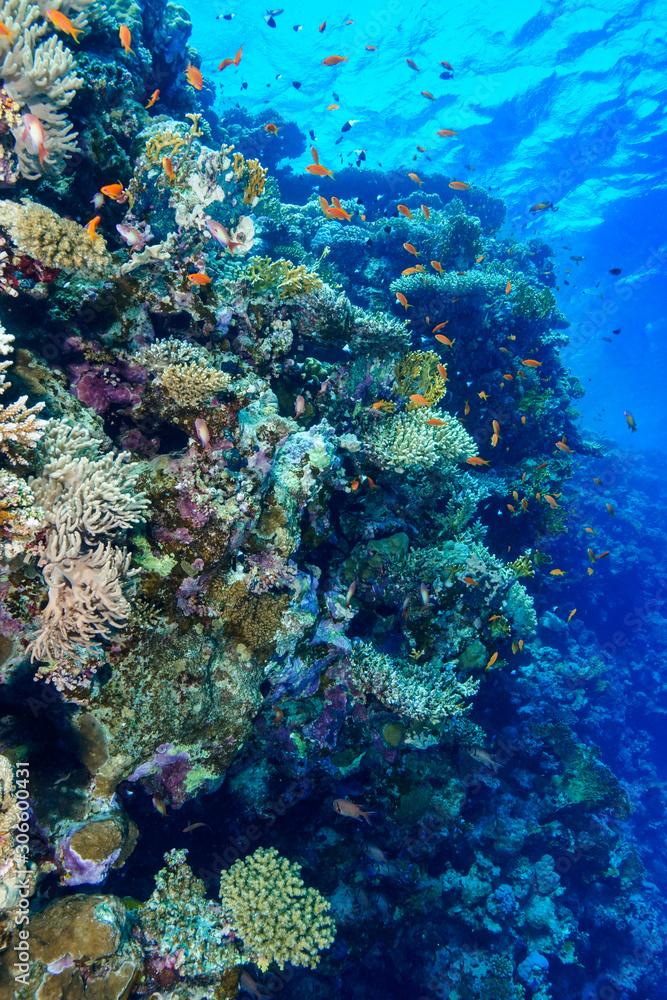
(0, 324, 47, 462)
(0, 0, 91, 178)
(364, 406, 475, 473)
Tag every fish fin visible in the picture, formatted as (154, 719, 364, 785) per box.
(38, 143, 48, 167)
(361, 810, 376, 825)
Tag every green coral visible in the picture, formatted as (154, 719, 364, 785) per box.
(139, 849, 236, 977)
(535, 722, 632, 817)
(348, 641, 479, 722)
(242, 256, 323, 298)
(395, 350, 448, 408)
(219, 847, 335, 971)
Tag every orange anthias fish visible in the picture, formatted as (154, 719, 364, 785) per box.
(310, 145, 320, 164)
(409, 393, 429, 406)
(478, 391, 488, 400)
(86, 216, 100, 243)
(432, 321, 449, 332)
(333, 798, 374, 824)
(327, 103, 339, 110)
(606, 503, 615, 516)
(188, 273, 212, 285)
(402, 267, 420, 275)
(449, 180, 469, 190)
(46, 8, 84, 42)
(322, 55, 347, 66)
(405, 58, 419, 71)
(431, 260, 443, 274)
(319, 20, 327, 32)
(403, 242, 420, 256)
(186, 62, 203, 89)
(463, 576, 478, 586)
(421, 204, 430, 220)
(408, 172, 423, 186)
(0, 20, 14, 39)
(476, 255, 485, 263)
(145, 89, 160, 108)
(397, 204, 412, 219)
(421, 90, 435, 100)
(522, 359, 542, 367)
(550, 568, 565, 576)
(265, 122, 280, 136)
(555, 440, 574, 453)
(396, 292, 412, 310)
(426, 418, 447, 426)
(328, 204, 353, 221)
(163, 156, 175, 184)
(119, 23, 133, 56)
(437, 129, 457, 137)
(437, 363, 448, 381)
(467, 456, 490, 467)
(568, 609, 577, 621)
(318, 195, 331, 218)
(485, 652, 498, 670)
(366, 44, 377, 51)
(100, 181, 125, 200)
(505, 280, 512, 294)
(464, 400, 470, 415)
(435, 334, 453, 346)
(306, 163, 334, 178)
(219, 45, 243, 70)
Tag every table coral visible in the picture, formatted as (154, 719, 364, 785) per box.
(219, 846, 335, 971)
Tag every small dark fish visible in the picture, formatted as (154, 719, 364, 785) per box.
(265, 15, 276, 26)
(292, 80, 301, 89)
(335, 136, 343, 144)
(439, 71, 453, 79)
(293, 24, 302, 31)
(609, 267, 622, 274)
(564, 279, 569, 285)
(333, 91, 340, 100)
(341, 120, 354, 132)
(267, 7, 284, 13)
(602, 336, 612, 342)
(570, 255, 585, 261)
(406, 58, 419, 71)
(357, 150, 366, 161)
(241, 81, 247, 89)
(309, 129, 315, 139)
(366, 238, 372, 245)
(612, 328, 621, 333)
(216, 13, 235, 19)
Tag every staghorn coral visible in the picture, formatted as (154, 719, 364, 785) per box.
(348, 641, 480, 722)
(395, 350, 448, 408)
(242, 255, 323, 298)
(159, 360, 230, 408)
(0, 324, 46, 462)
(243, 157, 268, 205)
(219, 846, 335, 971)
(0, 199, 112, 274)
(0, 0, 89, 178)
(363, 405, 475, 473)
(26, 420, 149, 665)
(140, 849, 235, 978)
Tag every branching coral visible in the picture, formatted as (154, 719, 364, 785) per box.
(0, 199, 112, 274)
(0, 324, 46, 462)
(0, 0, 89, 178)
(140, 849, 235, 978)
(26, 421, 149, 665)
(348, 641, 480, 722)
(159, 361, 230, 408)
(395, 350, 448, 408)
(0, 469, 42, 557)
(364, 406, 475, 473)
(219, 846, 335, 971)
(242, 256, 323, 298)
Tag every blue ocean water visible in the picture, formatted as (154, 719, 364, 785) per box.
(1, 1, 666, 998)
(191, 0, 667, 448)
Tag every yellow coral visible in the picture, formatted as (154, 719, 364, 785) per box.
(0, 199, 111, 275)
(160, 361, 230, 408)
(145, 129, 187, 164)
(243, 158, 268, 205)
(242, 256, 322, 299)
(510, 553, 534, 578)
(219, 847, 335, 971)
(395, 350, 448, 409)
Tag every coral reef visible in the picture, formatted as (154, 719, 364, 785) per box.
(219, 847, 335, 971)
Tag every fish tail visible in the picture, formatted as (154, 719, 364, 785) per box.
(361, 811, 375, 825)
(72, 26, 84, 42)
(38, 143, 48, 167)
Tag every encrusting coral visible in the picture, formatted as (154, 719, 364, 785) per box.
(0, 324, 46, 462)
(0, 199, 112, 274)
(219, 846, 335, 971)
(0, 0, 89, 177)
